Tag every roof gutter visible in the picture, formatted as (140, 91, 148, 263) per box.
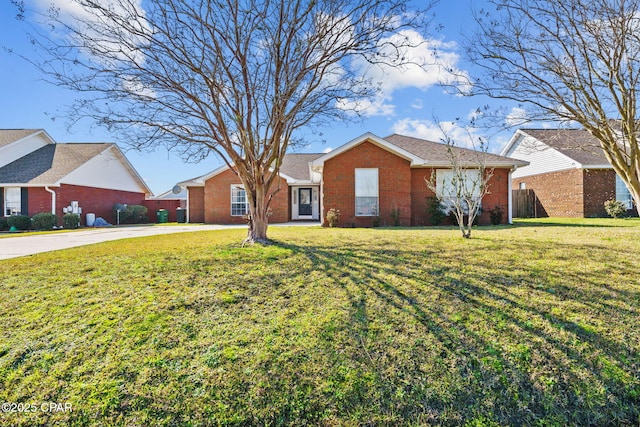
(44, 186, 56, 215)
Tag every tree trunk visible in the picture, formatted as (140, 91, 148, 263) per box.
(246, 210, 270, 244)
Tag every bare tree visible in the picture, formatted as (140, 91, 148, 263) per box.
(13, 0, 435, 243)
(464, 0, 640, 215)
(425, 128, 494, 238)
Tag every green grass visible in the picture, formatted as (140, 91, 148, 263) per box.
(1, 220, 639, 426)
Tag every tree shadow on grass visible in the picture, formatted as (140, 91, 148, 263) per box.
(270, 237, 640, 425)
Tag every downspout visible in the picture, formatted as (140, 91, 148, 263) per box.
(186, 188, 190, 223)
(507, 169, 513, 224)
(44, 186, 56, 215)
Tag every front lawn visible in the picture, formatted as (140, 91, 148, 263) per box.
(1, 222, 639, 426)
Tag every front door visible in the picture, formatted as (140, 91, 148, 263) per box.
(298, 188, 312, 216)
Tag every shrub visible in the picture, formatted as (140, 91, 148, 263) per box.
(426, 197, 446, 225)
(7, 215, 31, 230)
(113, 204, 149, 224)
(62, 213, 80, 229)
(489, 205, 504, 225)
(604, 198, 627, 218)
(371, 215, 381, 227)
(0, 217, 8, 231)
(326, 208, 340, 228)
(32, 212, 58, 230)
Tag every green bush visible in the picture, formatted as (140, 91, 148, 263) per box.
(0, 217, 8, 231)
(62, 213, 80, 229)
(32, 212, 58, 230)
(489, 205, 504, 225)
(113, 204, 149, 224)
(604, 198, 627, 218)
(426, 197, 446, 225)
(390, 207, 401, 226)
(7, 215, 31, 230)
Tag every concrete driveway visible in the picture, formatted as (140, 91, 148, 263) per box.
(0, 224, 239, 260)
(0, 222, 320, 260)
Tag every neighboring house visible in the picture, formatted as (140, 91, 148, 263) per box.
(501, 128, 635, 217)
(179, 132, 528, 227)
(0, 129, 152, 224)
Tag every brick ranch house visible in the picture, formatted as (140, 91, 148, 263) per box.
(0, 129, 178, 224)
(179, 133, 528, 227)
(501, 128, 636, 217)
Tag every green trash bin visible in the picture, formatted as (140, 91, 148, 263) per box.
(156, 209, 169, 223)
(176, 208, 186, 223)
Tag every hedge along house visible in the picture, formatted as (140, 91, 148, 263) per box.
(179, 132, 528, 227)
(0, 129, 152, 223)
(501, 129, 636, 217)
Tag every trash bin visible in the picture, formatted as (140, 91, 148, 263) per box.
(156, 209, 169, 223)
(176, 207, 186, 223)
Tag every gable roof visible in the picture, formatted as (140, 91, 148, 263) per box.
(504, 129, 610, 167)
(0, 143, 112, 185)
(0, 129, 48, 149)
(279, 153, 324, 181)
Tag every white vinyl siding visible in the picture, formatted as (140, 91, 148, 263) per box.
(230, 185, 248, 216)
(508, 134, 577, 179)
(355, 168, 378, 216)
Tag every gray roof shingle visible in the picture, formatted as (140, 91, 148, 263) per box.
(383, 134, 527, 166)
(0, 143, 112, 185)
(279, 153, 323, 181)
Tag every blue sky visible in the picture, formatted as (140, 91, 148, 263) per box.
(0, 1, 518, 195)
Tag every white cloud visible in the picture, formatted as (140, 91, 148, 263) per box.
(505, 107, 529, 127)
(33, 0, 150, 65)
(338, 30, 470, 117)
(392, 117, 485, 149)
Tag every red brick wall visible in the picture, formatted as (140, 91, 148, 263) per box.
(479, 168, 511, 224)
(144, 199, 183, 222)
(513, 169, 584, 217)
(26, 185, 146, 225)
(583, 169, 616, 217)
(322, 141, 412, 227)
(187, 187, 205, 223)
(410, 167, 511, 225)
(410, 168, 437, 225)
(204, 169, 289, 224)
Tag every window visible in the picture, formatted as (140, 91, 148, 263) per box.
(435, 169, 482, 213)
(230, 185, 249, 216)
(355, 168, 378, 216)
(519, 182, 526, 190)
(4, 187, 21, 216)
(616, 175, 633, 210)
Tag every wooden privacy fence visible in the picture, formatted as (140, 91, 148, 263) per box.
(512, 189, 536, 218)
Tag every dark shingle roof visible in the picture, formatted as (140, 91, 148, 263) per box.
(279, 153, 323, 181)
(0, 143, 112, 184)
(383, 134, 526, 166)
(521, 129, 608, 165)
(0, 129, 42, 148)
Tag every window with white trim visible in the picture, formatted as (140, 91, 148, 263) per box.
(435, 169, 482, 213)
(4, 187, 21, 216)
(616, 175, 633, 209)
(355, 168, 378, 216)
(230, 185, 249, 216)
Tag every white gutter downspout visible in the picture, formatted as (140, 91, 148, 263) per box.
(44, 186, 56, 215)
(507, 169, 514, 224)
(186, 188, 190, 223)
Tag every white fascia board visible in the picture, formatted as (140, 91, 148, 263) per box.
(500, 129, 527, 157)
(310, 132, 423, 170)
